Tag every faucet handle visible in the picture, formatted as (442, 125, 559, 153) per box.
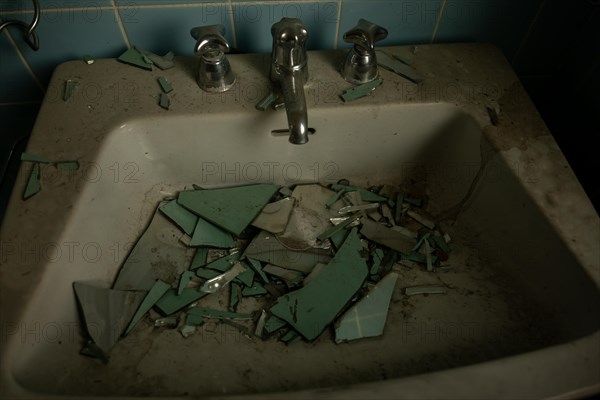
(271, 18, 308, 47)
(343, 19, 388, 53)
(191, 24, 230, 56)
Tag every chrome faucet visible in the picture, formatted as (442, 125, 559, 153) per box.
(340, 19, 388, 84)
(270, 18, 309, 145)
(191, 24, 235, 92)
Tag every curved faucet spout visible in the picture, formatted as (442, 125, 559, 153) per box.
(280, 70, 308, 145)
(270, 18, 309, 145)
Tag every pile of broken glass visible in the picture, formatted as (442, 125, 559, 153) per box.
(74, 181, 452, 361)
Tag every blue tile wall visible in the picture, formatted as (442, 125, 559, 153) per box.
(1, 0, 559, 104)
(1, 0, 597, 123)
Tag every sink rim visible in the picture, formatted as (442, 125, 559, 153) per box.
(1, 44, 598, 398)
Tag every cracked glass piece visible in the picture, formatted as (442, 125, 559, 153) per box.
(189, 217, 236, 248)
(178, 184, 280, 236)
(200, 262, 246, 293)
(23, 163, 41, 200)
(158, 76, 173, 93)
(244, 230, 332, 274)
(73, 282, 145, 354)
(117, 46, 153, 70)
(187, 307, 253, 320)
(113, 203, 192, 291)
(251, 197, 294, 234)
(335, 272, 398, 343)
(270, 228, 368, 340)
(124, 279, 171, 335)
(360, 218, 415, 254)
(155, 288, 209, 316)
(159, 199, 198, 236)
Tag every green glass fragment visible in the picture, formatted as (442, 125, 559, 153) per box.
(190, 248, 209, 270)
(429, 235, 451, 254)
(154, 288, 208, 316)
(159, 199, 198, 236)
(281, 330, 301, 344)
(255, 90, 278, 111)
(234, 267, 255, 287)
(158, 76, 173, 93)
(330, 228, 350, 250)
(186, 314, 205, 326)
(125, 279, 170, 335)
(23, 163, 41, 200)
(264, 315, 287, 333)
(376, 50, 422, 83)
(330, 183, 387, 202)
(205, 252, 240, 272)
(20, 152, 49, 163)
(177, 271, 195, 296)
(370, 248, 385, 275)
(335, 272, 398, 342)
(189, 217, 235, 248)
(117, 47, 152, 70)
(316, 216, 357, 241)
(177, 183, 280, 236)
(241, 283, 267, 296)
(143, 50, 175, 69)
(405, 285, 447, 296)
(340, 79, 383, 102)
(187, 307, 253, 320)
(159, 93, 170, 110)
(56, 161, 80, 171)
(247, 258, 269, 283)
(229, 282, 240, 311)
(270, 228, 368, 340)
(326, 188, 346, 208)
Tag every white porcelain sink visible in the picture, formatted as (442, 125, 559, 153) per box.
(1, 45, 598, 399)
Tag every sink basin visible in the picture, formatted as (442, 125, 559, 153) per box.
(1, 45, 598, 398)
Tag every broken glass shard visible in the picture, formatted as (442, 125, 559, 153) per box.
(155, 288, 208, 315)
(270, 228, 368, 340)
(244, 230, 332, 273)
(405, 285, 447, 296)
(187, 307, 253, 320)
(262, 264, 304, 287)
(241, 283, 267, 296)
(73, 282, 145, 354)
(360, 218, 415, 254)
(200, 261, 246, 293)
(190, 217, 236, 248)
(113, 203, 191, 291)
(246, 258, 269, 283)
(335, 272, 398, 342)
(177, 271, 195, 295)
(251, 197, 294, 234)
(178, 183, 280, 236)
(124, 279, 171, 335)
(23, 163, 41, 200)
(159, 199, 198, 236)
(118, 47, 152, 70)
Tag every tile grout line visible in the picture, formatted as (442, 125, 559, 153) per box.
(511, 0, 547, 66)
(111, 0, 131, 48)
(333, 0, 342, 50)
(228, 0, 238, 49)
(0, 0, 338, 15)
(2, 29, 45, 94)
(430, 0, 447, 43)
